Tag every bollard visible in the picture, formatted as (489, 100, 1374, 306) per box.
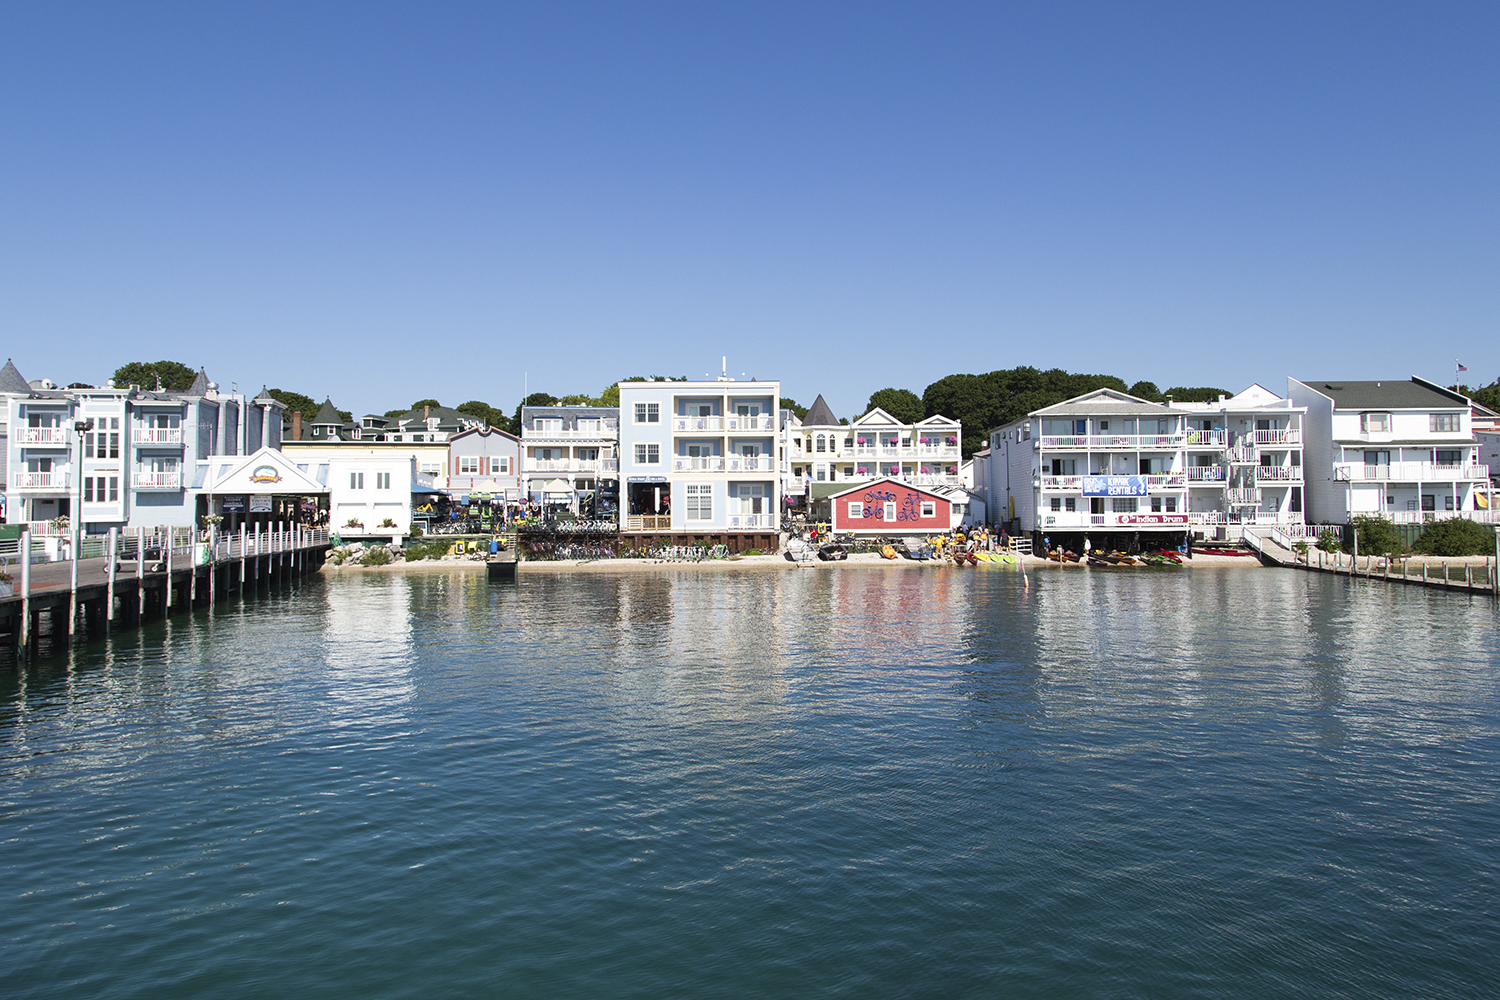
(137, 527, 146, 621)
(107, 527, 117, 622)
(19, 531, 31, 653)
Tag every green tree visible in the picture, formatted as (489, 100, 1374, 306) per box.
(410, 398, 441, 410)
(1162, 386, 1229, 403)
(1345, 515, 1406, 555)
(512, 392, 559, 432)
(267, 389, 318, 419)
(112, 360, 198, 391)
(456, 400, 511, 433)
(1412, 518, 1495, 556)
(1128, 381, 1163, 402)
(779, 397, 808, 420)
(921, 367, 1129, 457)
(865, 387, 924, 424)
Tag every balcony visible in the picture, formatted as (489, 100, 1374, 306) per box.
(135, 427, 183, 445)
(1039, 511, 1190, 529)
(526, 458, 618, 474)
(1039, 434, 1187, 450)
(1254, 466, 1303, 481)
(673, 456, 726, 473)
(1187, 467, 1226, 481)
(1184, 429, 1227, 447)
(1038, 475, 1083, 490)
(725, 414, 774, 432)
(1227, 488, 1263, 505)
(782, 476, 809, 494)
(16, 427, 69, 446)
(911, 473, 962, 487)
(1333, 462, 1487, 482)
(623, 514, 672, 532)
(133, 471, 183, 490)
(12, 471, 69, 491)
(1253, 429, 1300, 446)
(524, 423, 618, 441)
(726, 513, 777, 529)
(674, 416, 724, 432)
(724, 455, 772, 473)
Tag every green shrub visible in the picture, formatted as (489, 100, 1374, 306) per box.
(1412, 518, 1496, 557)
(1316, 528, 1342, 552)
(361, 546, 391, 566)
(1346, 515, 1406, 555)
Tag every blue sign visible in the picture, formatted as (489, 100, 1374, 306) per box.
(1082, 475, 1149, 497)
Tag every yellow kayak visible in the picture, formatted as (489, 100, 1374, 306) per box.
(880, 544, 899, 560)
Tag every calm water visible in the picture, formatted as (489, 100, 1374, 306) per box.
(2, 565, 1498, 999)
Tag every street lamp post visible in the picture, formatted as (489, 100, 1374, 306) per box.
(70, 417, 94, 636)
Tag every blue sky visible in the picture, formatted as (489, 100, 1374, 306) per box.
(3, 2, 1496, 420)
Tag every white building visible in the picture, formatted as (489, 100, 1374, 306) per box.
(270, 442, 435, 541)
(1287, 376, 1490, 525)
(518, 404, 619, 513)
(780, 394, 962, 502)
(617, 377, 780, 550)
(1173, 384, 1308, 529)
(1, 360, 282, 532)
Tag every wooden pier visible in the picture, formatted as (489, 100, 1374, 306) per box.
(1243, 527, 1499, 598)
(0, 524, 332, 660)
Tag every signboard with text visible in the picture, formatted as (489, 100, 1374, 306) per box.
(1117, 514, 1188, 525)
(249, 495, 273, 513)
(220, 495, 247, 514)
(1082, 475, 1149, 497)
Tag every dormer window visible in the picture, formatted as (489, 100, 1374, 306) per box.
(1361, 413, 1391, 433)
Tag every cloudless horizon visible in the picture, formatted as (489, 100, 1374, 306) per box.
(3, 2, 1496, 421)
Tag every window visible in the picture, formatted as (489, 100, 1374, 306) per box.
(459, 456, 479, 475)
(1430, 413, 1460, 433)
(1290, 487, 1302, 513)
(1421, 494, 1436, 512)
(1445, 495, 1455, 510)
(535, 418, 561, 434)
(1435, 450, 1461, 466)
(1361, 412, 1391, 433)
(633, 402, 659, 424)
(1164, 497, 1177, 513)
(377, 472, 391, 490)
(920, 501, 936, 518)
(685, 483, 712, 521)
(1049, 459, 1076, 475)
(849, 501, 865, 518)
(1112, 498, 1137, 513)
(1151, 497, 1162, 512)
(578, 419, 601, 433)
(84, 477, 94, 502)
(634, 443, 660, 465)
(109, 475, 118, 501)
(492, 457, 510, 474)
(816, 434, 826, 452)
(884, 502, 896, 520)
(1065, 497, 1076, 512)
(350, 472, 364, 489)
(421, 462, 441, 474)
(1050, 497, 1062, 511)
(736, 404, 760, 417)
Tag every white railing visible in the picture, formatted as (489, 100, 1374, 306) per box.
(135, 427, 183, 445)
(674, 416, 724, 432)
(1039, 434, 1187, 450)
(1227, 488, 1262, 504)
(726, 513, 776, 528)
(27, 519, 72, 537)
(132, 471, 183, 489)
(1254, 466, 1302, 481)
(1039, 475, 1082, 490)
(782, 477, 808, 493)
(917, 444, 960, 457)
(672, 456, 726, 472)
(911, 473, 962, 486)
(1334, 462, 1488, 482)
(724, 455, 771, 472)
(16, 427, 69, 446)
(1184, 429, 1227, 447)
(527, 458, 614, 473)
(1187, 467, 1225, 481)
(11, 472, 69, 490)
(1145, 474, 1187, 488)
(1227, 444, 1258, 463)
(1253, 429, 1300, 445)
(725, 414, 774, 431)
(524, 423, 618, 440)
(1384, 509, 1500, 525)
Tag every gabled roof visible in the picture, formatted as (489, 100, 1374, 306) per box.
(801, 394, 838, 427)
(449, 426, 520, 445)
(202, 447, 328, 495)
(915, 414, 959, 427)
(851, 407, 900, 426)
(184, 368, 210, 395)
(387, 405, 479, 426)
(1031, 388, 1189, 418)
(311, 398, 344, 425)
(826, 476, 947, 501)
(0, 359, 29, 394)
(1296, 377, 1468, 410)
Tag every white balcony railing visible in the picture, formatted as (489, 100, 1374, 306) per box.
(1145, 474, 1187, 488)
(672, 456, 726, 473)
(523, 424, 618, 440)
(725, 455, 772, 472)
(1227, 488, 1263, 504)
(1039, 434, 1187, 450)
(1184, 429, 1227, 447)
(726, 512, 777, 529)
(16, 427, 69, 446)
(1039, 475, 1083, 490)
(725, 414, 774, 432)
(526, 458, 617, 474)
(1253, 429, 1301, 445)
(911, 473, 962, 486)
(1187, 467, 1226, 481)
(674, 416, 724, 432)
(135, 428, 183, 445)
(917, 444, 960, 458)
(1254, 466, 1303, 481)
(1334, 462, 1487, 482)
(12, 471, 69, 490)
(133, 471, 183, 489)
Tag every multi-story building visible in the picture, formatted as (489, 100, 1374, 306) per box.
(617, 377, 780, 551)
(518, 405, 619, 513)
(1288, 376, 1490, 525)
(1173, 384, 1307, 529)
(295, 401, 485, 445)
(448, 427, 523, 502)
(1, 360, 282, 531)
(780, 394, 962, 504)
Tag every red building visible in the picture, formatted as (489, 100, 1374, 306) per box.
(830, 478, 957, 534)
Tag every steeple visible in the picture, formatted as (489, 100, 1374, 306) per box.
(803, 394, 838, 427)
(0, 358, 29, 394)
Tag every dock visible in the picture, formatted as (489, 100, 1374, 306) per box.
(1, 524, 332, 660)
(1243, 527, 1499, 597)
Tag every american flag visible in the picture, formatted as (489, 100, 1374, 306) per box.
(1457, 361, 1468, 372)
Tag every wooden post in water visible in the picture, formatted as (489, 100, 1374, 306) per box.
(137, 527, 146, 620)
(1443, 561, 1448, 587)
(68, 526, 79, 637)
(207, 527, 215, 606)
(189, 528, 198, 606)
(240, 522, 247, 588)
(165, 528, 174, 612)
(106, 527, 117, 622)
(19, 531, 31, 653)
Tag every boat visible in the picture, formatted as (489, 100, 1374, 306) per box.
(900, 537, 933, 560)
(880, 543, 900, 560)
(817, 542, 848, 561)
(785, 537, 817, 562)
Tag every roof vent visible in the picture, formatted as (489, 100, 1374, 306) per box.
(1376, 382, 1381, 387)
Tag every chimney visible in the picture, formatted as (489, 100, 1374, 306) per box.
(424, 404, 430, 421)
(291, 411, 303, 441)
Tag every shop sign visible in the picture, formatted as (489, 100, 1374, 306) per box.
(1082, 475, 1148, 497)
(1117, 514, 1188, 525)
(249, 495, 273, 513)
(220, 495, 247, 513)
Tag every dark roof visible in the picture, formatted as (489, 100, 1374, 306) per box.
(0, 359, 29, 394)
(802, 394, 838, 426)
(450, 426, 519, 444)
(1301, 378, 1468, 410)
(386, 405, 475, 425)
(184, 368, 210, 395)
(311, 398, 344, 425)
